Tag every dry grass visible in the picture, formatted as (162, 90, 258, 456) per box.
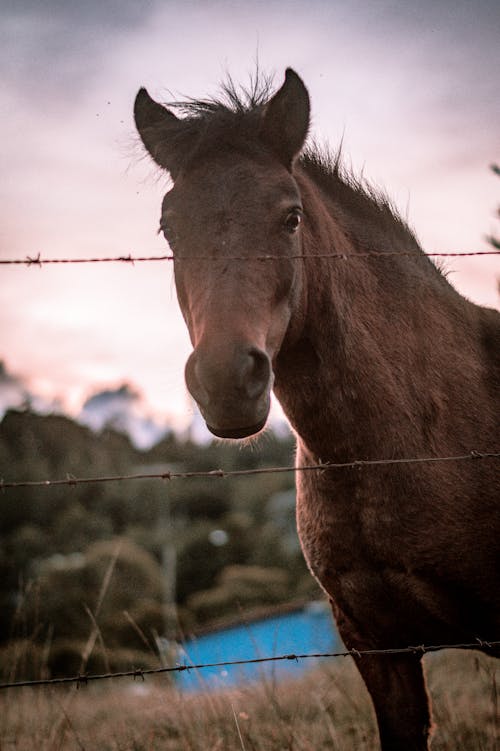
(0, 650, 497, 750)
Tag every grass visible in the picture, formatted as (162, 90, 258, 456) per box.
(0, 650, 498, 750)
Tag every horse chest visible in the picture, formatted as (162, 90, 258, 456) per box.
(296, 468, 407, 595)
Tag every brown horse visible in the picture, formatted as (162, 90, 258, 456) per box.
(134, 69, 500, 750)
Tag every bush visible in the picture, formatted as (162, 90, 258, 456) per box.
(28, 538, 165, 658)
(187, 565, 290, 624)
(47, 639, 160, 677)
(0, 639, 49, 683)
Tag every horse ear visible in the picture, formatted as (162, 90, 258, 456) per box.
(134, 88, 186, 178)
(260, 68, 310, 169)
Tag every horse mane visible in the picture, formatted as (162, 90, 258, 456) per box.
(300, 146, 420, 250)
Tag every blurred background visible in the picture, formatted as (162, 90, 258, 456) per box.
(1, 0, 499, 679)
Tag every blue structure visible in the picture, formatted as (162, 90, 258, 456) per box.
(175, 601, 340, 692)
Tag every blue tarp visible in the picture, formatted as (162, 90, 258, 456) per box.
(175, 602, 339, 691)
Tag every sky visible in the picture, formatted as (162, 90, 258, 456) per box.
(1, 0, 499, 432)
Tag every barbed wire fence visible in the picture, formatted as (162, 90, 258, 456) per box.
(1, 451, 499, 491)
(1, 641, 499, 691)
(0, 249, 499, 265)
(1, 452, 499, 693)
(1, 249, 499, 695)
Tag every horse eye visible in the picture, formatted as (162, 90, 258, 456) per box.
(160, 222, 178, 248)
(284, 209, 302, 233)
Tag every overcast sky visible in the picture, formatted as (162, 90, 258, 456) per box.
(1, 0, 499, 429)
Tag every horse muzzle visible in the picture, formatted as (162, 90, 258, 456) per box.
(185, 343, 273, 439)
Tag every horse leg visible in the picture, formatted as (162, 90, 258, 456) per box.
(353, 651, 431, 751)
(334, 610, 432, 750)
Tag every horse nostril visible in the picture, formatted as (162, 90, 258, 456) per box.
(242, 348, 271, 400)
(185, 351, 209, 408)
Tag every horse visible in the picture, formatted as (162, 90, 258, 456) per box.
(134, 68, 500, 750)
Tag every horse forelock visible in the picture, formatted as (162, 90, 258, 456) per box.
(169, 71, 274, 117)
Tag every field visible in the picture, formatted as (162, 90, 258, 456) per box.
(0, 650, 497, 750)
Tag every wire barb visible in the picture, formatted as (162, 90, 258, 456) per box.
(412, 645, 427, 655)
(76, 673, 88, 689)
(475, 638, 492, 648)
(24, 253, 42, 267)
(65, 473, 77, 487)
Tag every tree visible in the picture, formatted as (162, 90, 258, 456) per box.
(31, 538, 164, 650)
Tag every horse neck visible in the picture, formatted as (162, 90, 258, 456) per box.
(274, 172, 474, 462)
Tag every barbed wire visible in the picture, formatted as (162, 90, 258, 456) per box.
(1, 451, 498, 491)
(1, 639, 498, 691)
(0, 250, 499, 267)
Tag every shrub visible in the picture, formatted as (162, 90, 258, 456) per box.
(187, 565, 290, 623)
(25, 538, 165, 671)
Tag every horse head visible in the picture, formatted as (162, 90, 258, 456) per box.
(135, 69, 310, 438)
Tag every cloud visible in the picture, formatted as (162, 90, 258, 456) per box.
(79, 382, 169, 448)
(0, 0, 160, 104)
